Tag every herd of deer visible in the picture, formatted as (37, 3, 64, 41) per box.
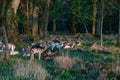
(0, 39, 82, 60)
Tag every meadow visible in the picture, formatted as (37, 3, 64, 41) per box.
(0, 34, 120, 80)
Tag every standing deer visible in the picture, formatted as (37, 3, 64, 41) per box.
(30, 42, 48, 60)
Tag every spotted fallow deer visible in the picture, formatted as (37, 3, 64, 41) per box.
(30, 42, 48, 60)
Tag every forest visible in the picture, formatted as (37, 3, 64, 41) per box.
(0, 0, 120, 80)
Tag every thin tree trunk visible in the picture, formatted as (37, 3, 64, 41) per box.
(100, 0, 104, 47)
(29, 2, 33, 37)
(71, 16, 76, 35)
(39, 27, 44, 39)
(118, 0, 120, 47)
(27, 0, 30, 37)
(53, 18, 56, 34)
(109, 17, 112, 34)
(96, 0, 101, 36)
(92, 0, 97, 36)
(81, 19, 89, 34)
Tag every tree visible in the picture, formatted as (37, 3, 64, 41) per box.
(32, 5, 39, 41)
(44, 0, 51, 36)
(6, 0, 21, 43)
(50, 0, 64, 34)
(68, 0, 92, 35)
(100, 0, 104, 47)
(118, 0, 120, 47)
(92, 0, 97, 36)
(0, 0, 9, 60)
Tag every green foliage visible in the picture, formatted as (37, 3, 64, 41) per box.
(68, 0, 93, 25)
(50, 0, 66, 19)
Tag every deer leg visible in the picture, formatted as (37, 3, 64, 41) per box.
(38, 53, 41, 60)
(31, 53, 34, 60)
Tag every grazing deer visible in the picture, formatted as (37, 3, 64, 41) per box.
(31, 42, 48, 60)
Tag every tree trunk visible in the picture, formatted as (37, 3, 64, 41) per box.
(26, 0, 30, 37)
(109, 17, 112, 34)
(39, 27, 44, 39)
(11, 0, 20, 14)
(92, 0, 97, 36)
(81, 19, 89, 34)
(118, 0, 120, 47)
(96, 0, 101, 36)
(53, 18, 56, 34)
(96, 16, 101, 36)
(44, 0, 51, 36)
(0, 0, 9, 60)
(71, 16, 76, 35)
(6, 0, 20, 43)
(32, 6, 39, 41)
(2, 21, 9, 61)
(29, 2, 33, 37)
(100, 0, 104, 47)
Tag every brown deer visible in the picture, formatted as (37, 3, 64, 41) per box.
(30, 42, 48, 60)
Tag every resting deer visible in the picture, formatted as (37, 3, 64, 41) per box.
(31, 42, 48, 60)
(49, 39, 64, 51)
(3, 43, 19, 55)
(64, 41, 75, 49)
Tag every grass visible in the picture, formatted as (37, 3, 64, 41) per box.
(0, 34, 120, 80)
(53, 54, 75, 69)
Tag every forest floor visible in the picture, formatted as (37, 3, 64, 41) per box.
(0, 34, 120, 80)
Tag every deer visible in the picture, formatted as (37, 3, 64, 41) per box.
(2, 43, 19, 55)
(49, 39, 64, 51)
(64, 40, 75, 49)
(0, 40, 4, 52)
(30, 42, 48, 60)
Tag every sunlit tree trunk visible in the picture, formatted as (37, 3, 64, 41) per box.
(92, 0, 97, 36)
(53, 18, 56, 34)
(6, 0, 20, 43)
(32, 6, 39, 41)
(11, 0, 20, 14)
(1, 0, 9, 60)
